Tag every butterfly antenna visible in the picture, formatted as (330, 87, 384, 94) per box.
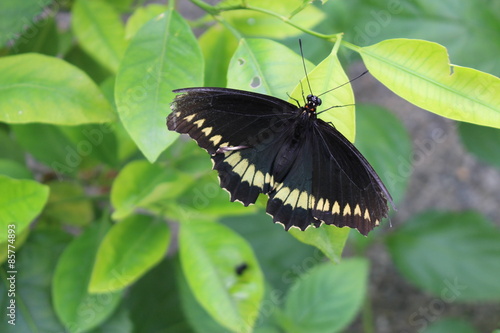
(317, 70, 369, 97)
(299, 39, 314, 96)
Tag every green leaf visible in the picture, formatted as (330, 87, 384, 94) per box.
(53, 223, 122, 332)
(177, 262, 232, 333)
(221, 212, 317, 292)
(116, 9, 203, 162)
(90, 215, 170, 292)
(0, 175, 49, 243)
(41, 181, 94, 227)
(0, 159, 32, 179)
(72, 0, 127, 73)
(0, 0, 52, 47)
(280, 258, 369, 333)
(111, 160, 193, 220)
(0, 229, 72, 333)
(357, 39, 500, 128)
(0, 224, 29, 264)
(10, 16, 59, 56)
(386, 210, 500, 301)
(171, 171, 257, 222)
(128, 258, 191, 332)
(124, 4, 168, 40)
(422, 318, 479, 333)
(179, 221, 264, 332)
(289, 42, 355, 142)
(355, 104, 413, 205)
(288, 225, 349, 263)
(0, 54, 116, 125)
(199, 24, 239, 87)
(227, 38, 313, 100)
(222, 1, 325, 39)
(458, 122, 500, 169)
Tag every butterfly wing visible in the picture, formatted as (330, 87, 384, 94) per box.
(168, 87, 298, 206)
(265, 117, 392, 235)
(310, 119, 392, 235)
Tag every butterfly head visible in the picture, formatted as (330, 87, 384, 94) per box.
(304, 94, 322, 114)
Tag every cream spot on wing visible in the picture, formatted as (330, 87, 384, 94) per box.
(332, 201, 340, 214)
(202, 127, 213, 136)
(309, 195, 316, 209)
(210, 135, 222, 145)
(323, 199, 330, 212)
(184, 114, 195, 122)
(375, 219, 380, 226)
(253, 169, 265, 187)
(354, 204, 362, 216)
(276, 186, 291, 201)
(364, 209, 370, 220)
(343, 203, 351, 216)
(286, 189, 301, 206)
(193, 119, 205, 127)
(297, 191, 309, 209)
(241, 163, 256, 184)
(225, 152, 241, 166)
(175, 111, 181, 117)
(317, 198, 324, 211)
(232, 158, 249, 176)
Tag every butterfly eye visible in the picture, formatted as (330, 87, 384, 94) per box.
(315, 96, 322, 106)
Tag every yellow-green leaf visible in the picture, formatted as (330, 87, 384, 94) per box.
(357, 39, 500, 128)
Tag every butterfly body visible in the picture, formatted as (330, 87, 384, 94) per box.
(167, 87, 392, 235)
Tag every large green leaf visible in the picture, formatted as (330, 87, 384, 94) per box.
(280, 258, 369, 333)
(0, 54, 116, 125)
(72, 0, 127, 73)
(124, 4, 167, 40)
(0, 230, 72, 333)
(90, 215, 170, 292)
(179, 221, 264, 332)
(0, 175, 49, 243)
(356, 39, 500, 128)
(458, 122, 500, 169)
(0, 0, 52, 47)
(355, 104, 412, 205)
(386, 210, 500, 301)
(115, 9, 203, 162)
(227, 38, 314, 100)
(289, 225, 349, 264)
(289, 41, 355, 142)
(111, 160, 193, 220)
(53, 223, 122, 332)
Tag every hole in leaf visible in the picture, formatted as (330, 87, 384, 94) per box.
(250, 76, 261, 88)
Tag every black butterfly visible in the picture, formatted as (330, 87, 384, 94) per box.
(167, 84, 393, 235)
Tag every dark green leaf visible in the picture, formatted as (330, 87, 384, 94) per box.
(0, 229, 72, 333)
(386, 210, 500, 301)
(280, 258, 369, 333)
(356, 104, 412, 205)
(458, 122, 500, 169)
(0, 0, 52, 47)
(52, 223, 122, 332)
(422, 318, 479, 333)
(128, 258, 192, 333)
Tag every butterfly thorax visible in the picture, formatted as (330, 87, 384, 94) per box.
(301, 94, 322, 118)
